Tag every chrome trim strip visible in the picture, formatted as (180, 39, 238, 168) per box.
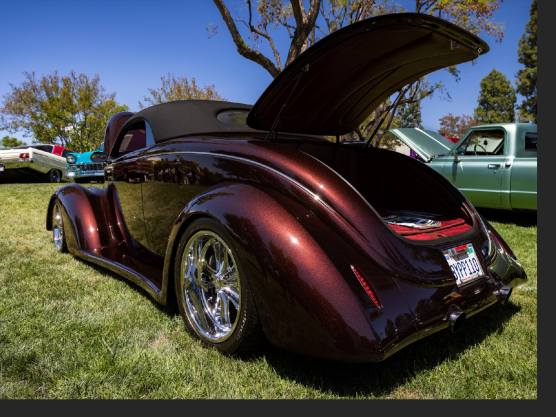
(65, 171, 104, 178)
(77, 250, 161, 298)
(133, 151, 336, 214)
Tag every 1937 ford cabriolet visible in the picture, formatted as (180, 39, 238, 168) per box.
(46, 13, 527, 362)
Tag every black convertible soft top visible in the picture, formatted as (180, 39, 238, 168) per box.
(124, 100, 264, 142)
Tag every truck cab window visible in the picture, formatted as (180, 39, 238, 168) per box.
(455, 129, 505, 156)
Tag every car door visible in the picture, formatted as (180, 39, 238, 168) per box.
(441, 127, 507, 207)
(108, 119, 155, 252)
(141, 149, 213, 258)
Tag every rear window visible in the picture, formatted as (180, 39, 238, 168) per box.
(217, 110, 249, 127)
(31, 145, 54, 153)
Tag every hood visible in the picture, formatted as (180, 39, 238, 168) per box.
(247, 13, 488, 135)
(68, 150, 101, 164)
(388, 128, 455, 161)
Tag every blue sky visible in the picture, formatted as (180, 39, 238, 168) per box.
(1, 0, 533, 145)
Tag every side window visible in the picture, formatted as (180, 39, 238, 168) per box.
(112, 120, 154, 158)
(61, 149, 72, 158)
(525, 132, 537, 151)
(454, 129, 505, 156)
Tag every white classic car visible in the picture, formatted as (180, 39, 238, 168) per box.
(0, 144, 75, 183)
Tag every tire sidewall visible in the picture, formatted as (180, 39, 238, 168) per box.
(174, 217, 255, 355)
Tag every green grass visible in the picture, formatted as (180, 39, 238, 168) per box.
(0, 184, 537, 398)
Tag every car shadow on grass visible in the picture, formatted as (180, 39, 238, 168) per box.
(76, 257, 181, 318)
(477, 208, 537, 227)
(74, 256, 521, 398)
(243, 302, 521, 397)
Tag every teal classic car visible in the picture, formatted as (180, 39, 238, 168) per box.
(389, 123, 537, 210)
(65, 144, 106, 183)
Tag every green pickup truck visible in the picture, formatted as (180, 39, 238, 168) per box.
(389, 123, 537, 210)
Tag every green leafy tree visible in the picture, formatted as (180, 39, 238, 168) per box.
(377, 101, 423, 151)
(438, 113, 479, 138)
(474, 69, 516, 124)
(395, 101, 423, 129)
(138, 73, 227, 109)
(211, 0, 504, 147)
(0, 135, 24, 149)
(0, 70, 129, 152)
(516, 0, 536, 123)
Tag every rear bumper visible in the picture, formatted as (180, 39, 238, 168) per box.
(382, 245, 527, 361)
(1, 160, 34, 170)
(0, 161, 44, 182)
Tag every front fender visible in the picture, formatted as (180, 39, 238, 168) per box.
(163, 183, 414, 362)
(46, 184, 114, 254)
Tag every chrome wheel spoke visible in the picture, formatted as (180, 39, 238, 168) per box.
(222, 286, 240, 310)
(216, 291, 231, 326)
(184, 280, 210, 332)
(215, 241, 230, 276)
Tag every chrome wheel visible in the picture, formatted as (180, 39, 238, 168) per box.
(52, 202, 64, 250)
(180, 230, 241, 343)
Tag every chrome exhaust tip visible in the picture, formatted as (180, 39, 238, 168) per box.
(493, 286, 513, 305)
(447, 306, 466, 333)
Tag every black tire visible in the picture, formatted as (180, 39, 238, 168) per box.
(174, 217, 264, 355)
(52, 200, 68, 253)
(47, 169, 62, 183)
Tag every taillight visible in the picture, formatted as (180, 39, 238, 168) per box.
(489, 230, 515, 259)
(19, 153, 29, 159)
(351, 265, 383, 309)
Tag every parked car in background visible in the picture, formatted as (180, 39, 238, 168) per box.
(65, 145, 107, 183)
(389, 123, 537, 211)
(47, 14, 526, 362)
(0, 143, 74, 183)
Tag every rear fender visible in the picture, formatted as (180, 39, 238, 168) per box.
(163, 182, 414, 361)
(479, 215, 527, 287)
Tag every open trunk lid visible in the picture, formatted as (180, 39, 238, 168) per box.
(388, 128, 455, 160)
(247, 13, 489, 136)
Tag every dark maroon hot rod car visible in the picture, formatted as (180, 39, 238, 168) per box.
(46, 13, 526, 362)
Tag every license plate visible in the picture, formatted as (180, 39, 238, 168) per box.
(443, 243, 484, 287)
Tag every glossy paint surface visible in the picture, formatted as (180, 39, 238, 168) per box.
(47, 129, 528, 361)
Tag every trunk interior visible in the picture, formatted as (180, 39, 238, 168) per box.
(283, 141, 473, 241)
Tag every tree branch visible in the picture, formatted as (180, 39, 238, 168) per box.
(285, 0, 322, 66)
(213, 0, 280, 78)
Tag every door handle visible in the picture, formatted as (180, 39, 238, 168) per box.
(488, 164, 501, 169)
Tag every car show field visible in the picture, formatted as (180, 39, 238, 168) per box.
(0, 183, 537, 399)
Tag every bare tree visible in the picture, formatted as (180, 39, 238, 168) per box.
(210, 0, 504, 147)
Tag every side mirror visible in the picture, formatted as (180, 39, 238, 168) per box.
(91, 152, 108, 163)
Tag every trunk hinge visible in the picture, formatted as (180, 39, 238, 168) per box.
(264, 64, 310, 141)
(362, 90, 403, 152)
